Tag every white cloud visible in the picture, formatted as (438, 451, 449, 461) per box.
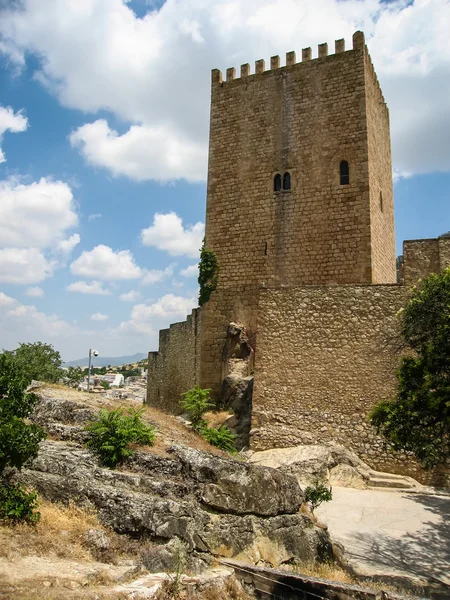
(0, 177, 79, 284)
(66, 280, 112, 295)
(0, 292, 153, 362)
(88, 213, 102, 222)
(0, 292, 16, 308)
(0, 105, 28, 162)
(0, 177, 79, 249)
(180, 263, 199, 278)
(57, 233, 80, 256)
(70, 120, 206, 183)
(1, 294, 76, 339)
(141, 265, 174, 286)
(1, 0, 450, 178)
(25, 286, 44, 297)
(0, 248, 54, 284)
(118, 293, 196, 335)
(141, 212, 204, 259)
(70, 244, 142, 280)
(91, 312, 109, 321)
(119, 290, 142, 302)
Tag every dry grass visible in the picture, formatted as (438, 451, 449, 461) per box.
(203, 411, 232, 429)
(287, 561, 355, 584)
(38, 384, 229, 458)
(0, 499, 100, 562)
(0, 497, 136, 564)
(153, 576, 254, 600)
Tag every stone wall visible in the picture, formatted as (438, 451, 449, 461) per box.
(251, 284, 438, 483)
(403, 237, 450, 284)
(146, 308, 201, 414)
(199, 286, 259, 398)
(365, 51, 396, 283)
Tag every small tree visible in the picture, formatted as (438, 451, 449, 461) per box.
(66, 366, 84, 388)
(7, 342, 63, 383)
(180, 385, 214, 431)
(0, 352, 46, 524)
(304, 482, 332, 514)
(370, 268, 450, 468)
(85, 407, 156, 468)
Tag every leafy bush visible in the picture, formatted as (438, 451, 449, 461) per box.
(200, 425, 237, 454)
(304, 482, 332, 514)
(85, 407, 156, 467)
(5, 342, 63, 384)
(0, 481, 40, 525)
(180, 385, 214, 431)
(370, 267, 450, 468)
(198, 238, 219, 306)
(0, 351, 46, 524)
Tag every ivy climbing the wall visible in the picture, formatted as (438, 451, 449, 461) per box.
(198, 238, 218, 306)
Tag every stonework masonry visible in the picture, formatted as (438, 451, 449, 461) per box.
(403, 237, 450, 285)
(146, 308, 201, 414)
(145, 31, 448, 484)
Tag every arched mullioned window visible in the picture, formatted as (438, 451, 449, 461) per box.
(340, 160, 350, 185)
(283, 172, 291, 191)
(274, 173, 282, 192)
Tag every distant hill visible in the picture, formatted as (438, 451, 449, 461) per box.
(64, 352, 147, 368)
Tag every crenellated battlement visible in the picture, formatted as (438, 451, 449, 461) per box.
(212, 30, 366, 86)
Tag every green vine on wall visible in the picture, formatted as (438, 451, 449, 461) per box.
(198, 238, 218, 306)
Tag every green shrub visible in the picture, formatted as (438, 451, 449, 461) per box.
(0, 351, 46, 525)
(180, 385, 214, 431)
(304, 482, 333, 514)
(198, 238, 219, 306)
(85, 407, 156, 468)
(200, 425, 237, 454)
(0, 481, 40, 525)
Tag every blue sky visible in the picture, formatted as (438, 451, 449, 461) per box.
(0, 0, 449, 361)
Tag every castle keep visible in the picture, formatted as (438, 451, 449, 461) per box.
(147, 32, 450, 483)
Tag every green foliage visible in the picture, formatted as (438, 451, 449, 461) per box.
(3, 342, 63, 384)
(65, 366, 84, 387)
(198, 238, 218, 306)
(85, 407, 156, 468)
(199, 425, 237, 454)
(304, 482, 332, 514)
(180, 385, 214, 430)
(370, 268, 450, 468)
(0, 351, 46, 524)
(100, 380, 111, 390)
(0, 352, 47, 474)
(0, 481, 40, 525)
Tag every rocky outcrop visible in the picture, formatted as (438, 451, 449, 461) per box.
(248, 444, 372, 489)
(248, 443, 424, 491)
(20, 392, 333, 570)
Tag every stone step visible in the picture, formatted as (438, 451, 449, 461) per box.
(368, 476, 416, 489)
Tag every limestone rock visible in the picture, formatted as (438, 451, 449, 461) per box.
(171, 444, 303, 516)
(248, 443, 371, 489)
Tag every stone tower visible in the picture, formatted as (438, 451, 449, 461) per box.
(205, 31, 396, 287)
(200, 31, 397, 397)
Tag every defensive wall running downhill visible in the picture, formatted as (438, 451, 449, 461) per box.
(146, 308, 201, 415)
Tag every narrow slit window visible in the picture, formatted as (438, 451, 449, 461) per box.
(380, 191, 383, 212)
(264, 242, 268, 255)
(340, 160, 350, 185)
(283, 172, 291, 190)
(274, 174, 282, 192)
